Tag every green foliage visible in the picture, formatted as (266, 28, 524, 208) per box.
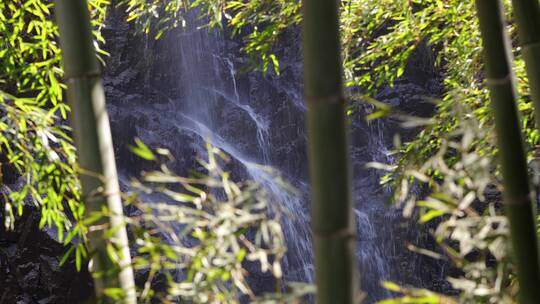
(55, 141, 312, 303)
(124, 143, 313, 302)
(0, 0, 110, 259)
(375, 103, 517, 303)
(378, 281, 456, 304)
(353, 7, 539, 302)
(337, 0, 538, 303)
(0, 91, 81, 239)
(341, 0, 480, 92)
(351, 0, 540, 174)
(349, 5, 539, 302)
(1, 0, 63, 106)
(0, 0, 109, 106)
(215, 0, 301, 74)
(119, 0, 301, 74)
(119, 0, 188, 39)
(129, 137, 157, 161)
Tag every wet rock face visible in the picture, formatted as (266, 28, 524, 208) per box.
(0, 186, 94, 304)
(101, 6, 450, 302)
(102, 12, 308, 183)
(0, 8, 448, 304)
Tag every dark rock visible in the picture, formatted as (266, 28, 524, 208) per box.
(0, 189, 94, 303)
(99, 5, 449, 303)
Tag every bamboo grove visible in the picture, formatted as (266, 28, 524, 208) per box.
(303, 0, 357, 303)
(54, 0, 136, 302)
(475, 0, 540, 302)
(5, 0, 540, 302)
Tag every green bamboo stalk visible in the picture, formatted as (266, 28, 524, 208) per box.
(302, 1, 357, 303)
(509, 0, 540, 129)
(475, 1, 540, 303)
(54, 0, 136, 302)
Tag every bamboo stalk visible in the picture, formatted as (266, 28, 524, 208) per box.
(475, 1, 540, 302)
(509, 0, 540, 129)
(54, 0, 136, 302)
(302, 0, 357, 303)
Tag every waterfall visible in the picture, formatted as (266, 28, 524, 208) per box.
(167, 21, 318, 286)
(109, 16, 426, 302)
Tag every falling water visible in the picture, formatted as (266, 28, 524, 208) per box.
(167, 21, 317, 285)
(110, 14, 426, 302)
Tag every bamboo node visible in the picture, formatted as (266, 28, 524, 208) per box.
(522, 41, 540, 50)
(486, 73, 513, 86)
(315, 227, 355, 240)
(66, 71, 102, 80)
(506, 193, 533, 205)
(306, 94, 345, 104)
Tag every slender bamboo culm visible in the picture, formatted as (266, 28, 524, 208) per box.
(475, 1, 540, 303)
(509, 0, 540, 129)
(54, 0, 136, 302)
(302, 0, 357, 303)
